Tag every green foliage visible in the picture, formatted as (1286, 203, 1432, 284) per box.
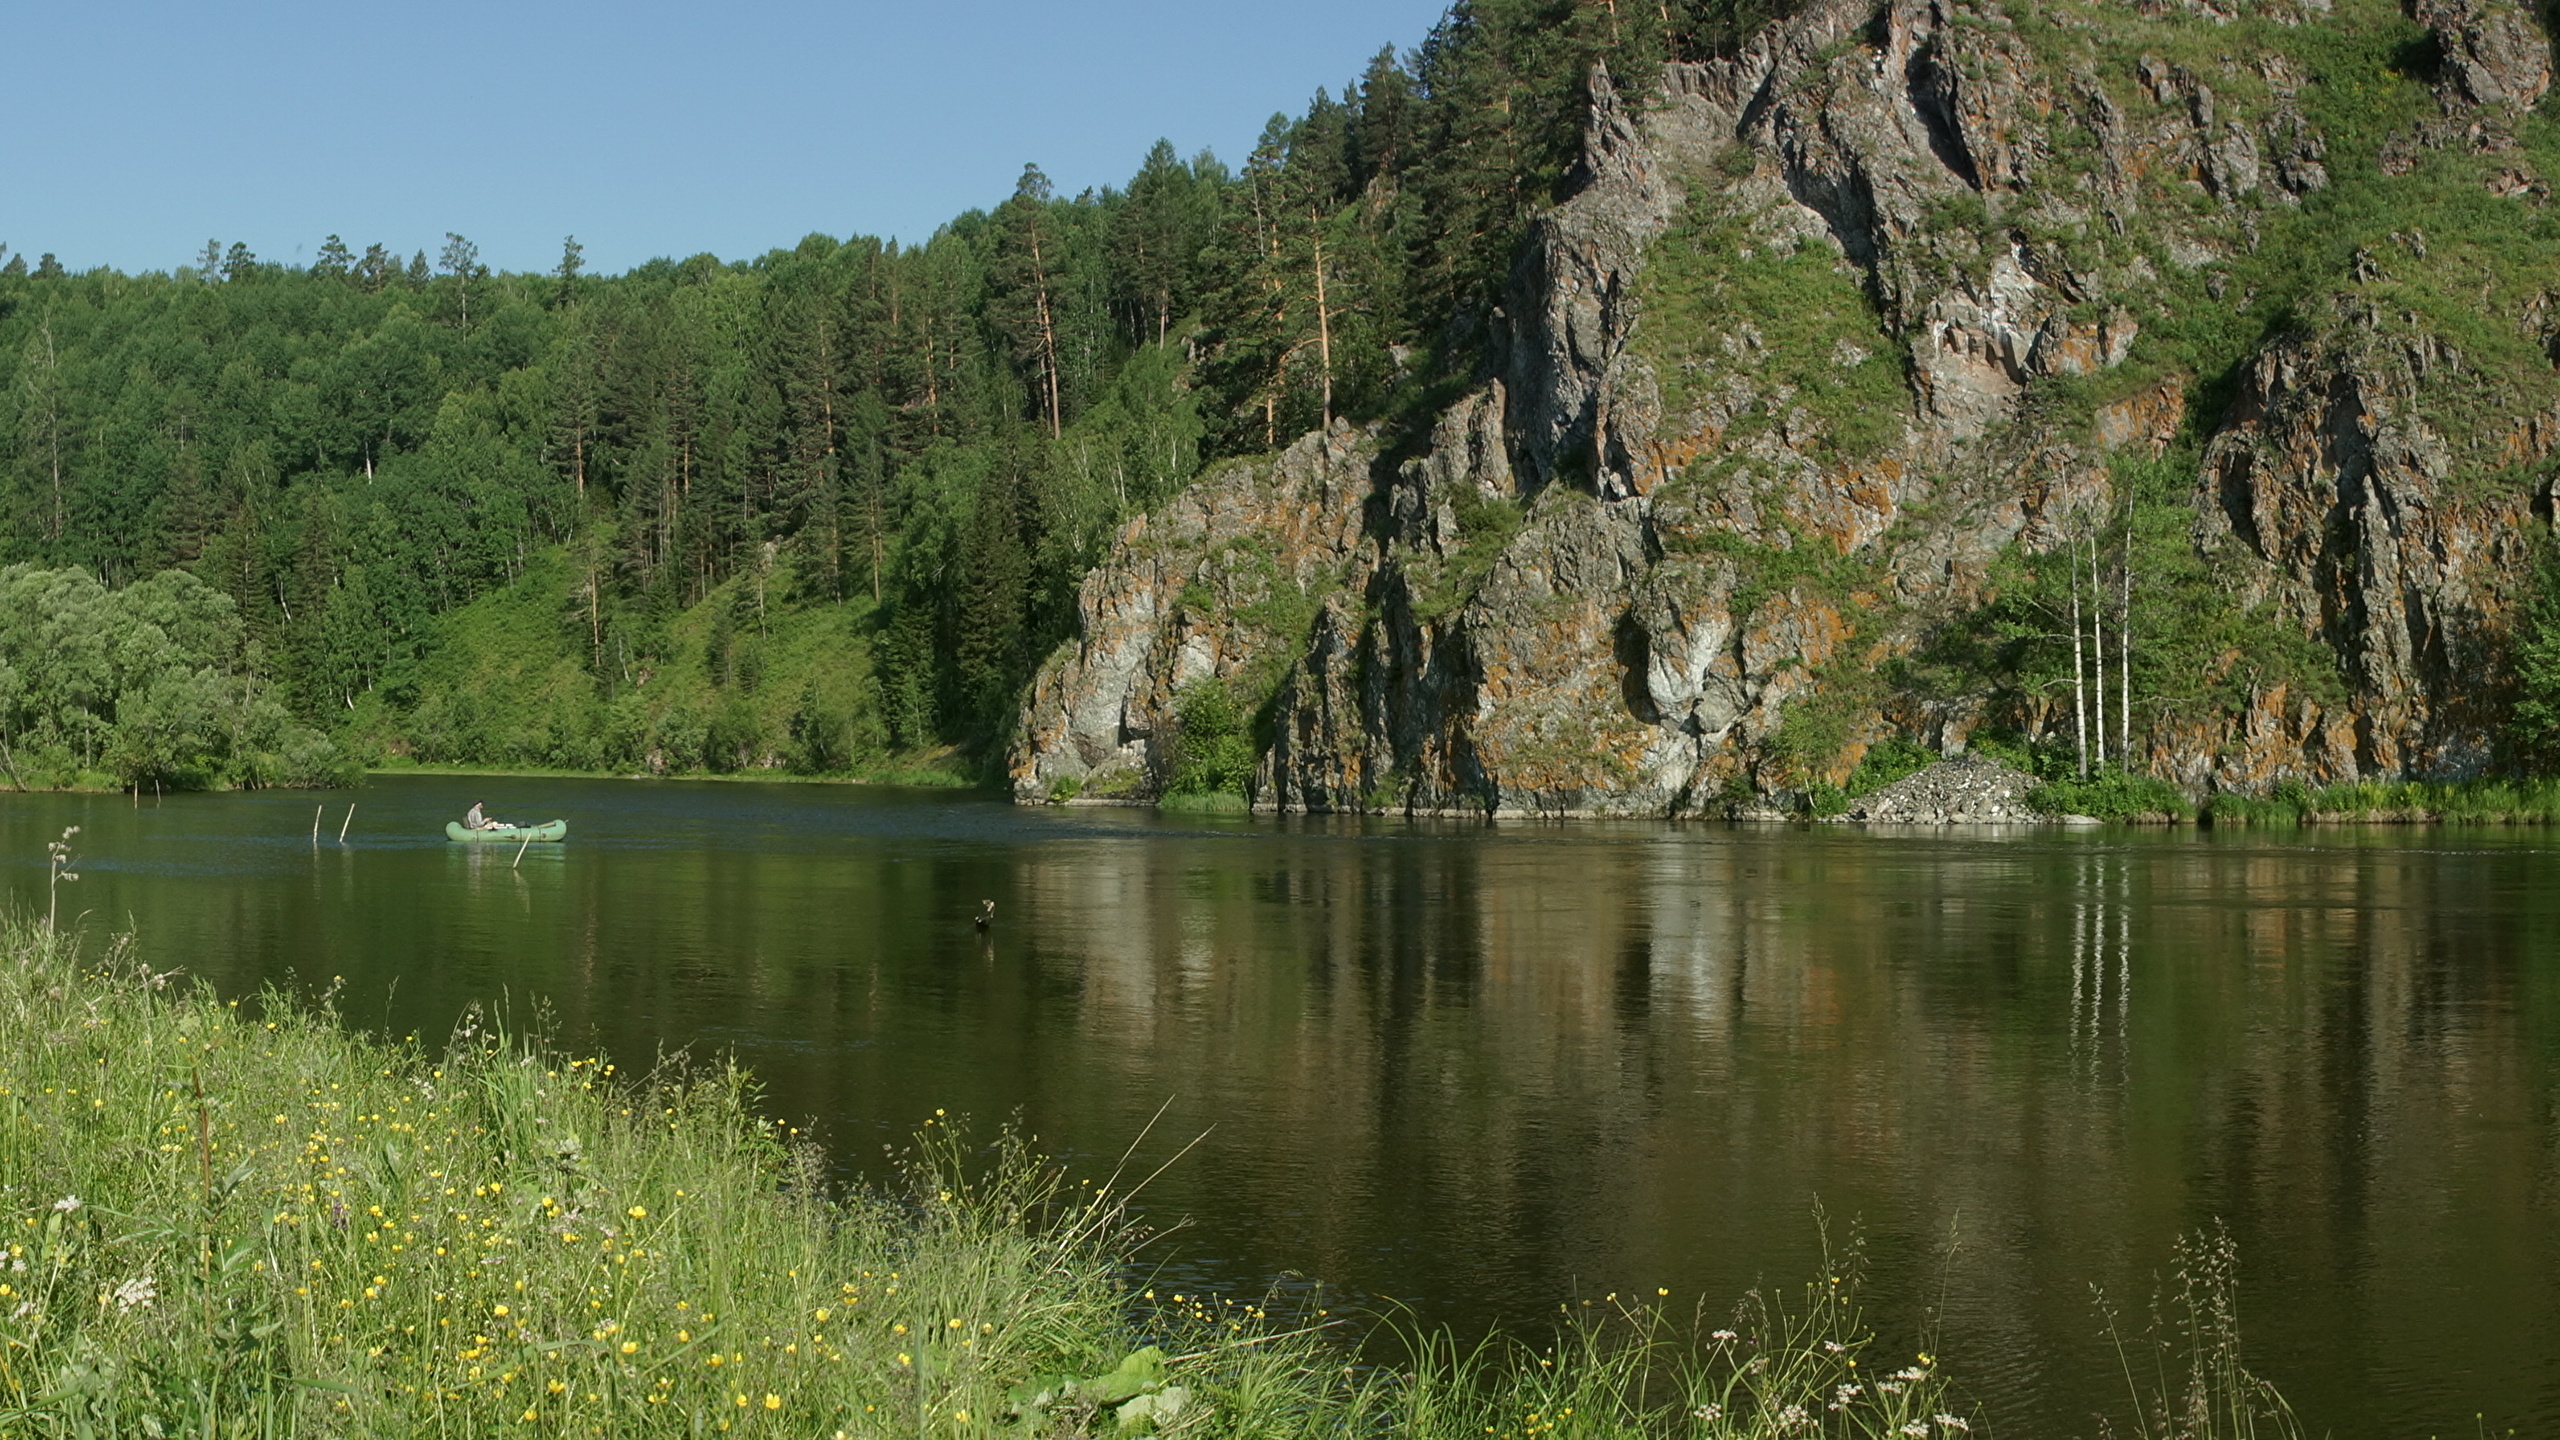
(2029, 769, 2195, 821)
(2513, 542, 2560, 764)
(0, 152, 1214, 774)
(1899, 449, 2345, 773)
(2195, 775, 2560, 824)
(1662, 505, 1885, 625)
(1165, 680, 1257, 798)
(1635, 193, 1910, 460)
(1409, 486, 1525, 624)
(1767, 660, 1887, 794)
(0, 918, 1183, 1437)
(0, 565, 347, 790)
(1848, 738, 1935, 796)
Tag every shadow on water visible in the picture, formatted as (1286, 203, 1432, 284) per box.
(3, 776, 2558, 1438)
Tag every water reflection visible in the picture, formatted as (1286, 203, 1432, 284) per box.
(0, 786, 2556, 1438)
(2069, 849, 2130, 1085)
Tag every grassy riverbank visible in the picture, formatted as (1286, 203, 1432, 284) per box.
(0, 907, 2316, 1438)
(2024, 771, 2560, 825)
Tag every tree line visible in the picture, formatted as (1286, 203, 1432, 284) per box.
(1, 0, 1797, 785)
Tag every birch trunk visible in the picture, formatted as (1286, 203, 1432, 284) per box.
(2071, 556, 2089, 781)
(2120, 537, 2133, 765)
(2090, 538, 2106, 769)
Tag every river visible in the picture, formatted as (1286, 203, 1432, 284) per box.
(3, 775, 2555, 1437)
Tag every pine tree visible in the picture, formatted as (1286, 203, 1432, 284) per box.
(440, 233, 482, 329)
(358, 243, 397, 292)
(16, 318, 67, 545)
(555, 235, 585, 308)
(988, 165, 1068, 438)
(953, 451, 1032, 732)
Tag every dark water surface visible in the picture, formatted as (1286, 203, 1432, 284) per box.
(5, 776, 2557, 1437)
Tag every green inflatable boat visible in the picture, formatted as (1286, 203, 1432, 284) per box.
(445, 820, 569, 843)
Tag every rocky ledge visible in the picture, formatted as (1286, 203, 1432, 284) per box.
(1835, 758, 2076, 825)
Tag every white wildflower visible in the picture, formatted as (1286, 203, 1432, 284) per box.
(1711, 1328, 1739, 1342)
(1777, 1402, 1813, 1433)
(1935, 1415, 1972, 1432)
(51, 1196, 80, 1214)
(112, 1274, 156, 1311)
(1693, 1403, 1725, 1422)
(1902, 1423, 1931, 1437)
(1894, 1366, 1929, 1382)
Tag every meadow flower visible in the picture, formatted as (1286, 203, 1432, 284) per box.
(52, 1196, 79, 1213)
(112, 1275, 157, 1310)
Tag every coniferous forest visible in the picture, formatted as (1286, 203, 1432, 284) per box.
(0, 1, 1773, 790)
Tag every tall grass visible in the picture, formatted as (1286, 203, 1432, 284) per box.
(2200, 776, 2560, 826)
(0, 905, 2323, 1438)
(0, 914, 1991, 1438)
(2096, 1225, 2304, 1440)
(0, 917, 1150, 1435)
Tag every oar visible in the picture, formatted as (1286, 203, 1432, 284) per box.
(513, 829, 534, 869)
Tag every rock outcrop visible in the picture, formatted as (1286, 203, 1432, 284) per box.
(1014, 0, 2560, 815)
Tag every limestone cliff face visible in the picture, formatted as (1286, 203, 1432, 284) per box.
(1014, 0, 2560, 813)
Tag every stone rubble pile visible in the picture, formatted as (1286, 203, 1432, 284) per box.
(1837, 756, 2066, 824)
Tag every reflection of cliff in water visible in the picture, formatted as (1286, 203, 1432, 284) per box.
(1018, 824, 2560, 1438)
(2, 782, 2554, 1438)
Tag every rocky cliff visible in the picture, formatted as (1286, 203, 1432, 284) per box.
(1014, 0, 2560, 814)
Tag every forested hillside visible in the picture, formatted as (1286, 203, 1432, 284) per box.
(0, 0, 1757, 789)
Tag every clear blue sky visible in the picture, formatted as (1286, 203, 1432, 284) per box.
(5, 0, 1455, 278)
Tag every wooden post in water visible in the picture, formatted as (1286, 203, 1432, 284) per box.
(311, 805, 322, 845)
(338, 805, 355, 843)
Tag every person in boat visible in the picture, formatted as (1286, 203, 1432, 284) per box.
(464, 801, 503, 831)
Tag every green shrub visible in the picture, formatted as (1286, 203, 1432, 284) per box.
(1164, 681, 1256, 797)
(2030, 769, 2195, 820)
(1845, 738, 1936, 797)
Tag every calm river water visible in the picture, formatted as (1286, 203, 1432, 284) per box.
(3, 776, 2555, 1437)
